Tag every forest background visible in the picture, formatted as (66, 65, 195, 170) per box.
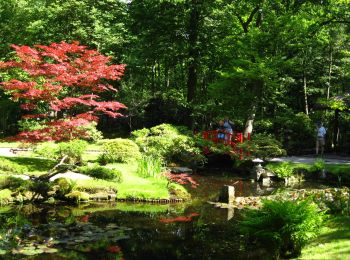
(1, 0, 350, 155)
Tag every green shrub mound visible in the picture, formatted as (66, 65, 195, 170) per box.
(132, 123, 205, 165)
(34, 140, 88, 164)
(98, 138, 141, 164)
(78, 165, 123, 182)
(240, 199, 324, 258)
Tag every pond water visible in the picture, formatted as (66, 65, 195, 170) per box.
(0, 171, 335, 259)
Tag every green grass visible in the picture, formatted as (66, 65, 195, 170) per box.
(110, 162, 170, 199)
(0, 156, 56, 176)
(0, 142, 21, 148)
(299, 216, 350, 259)
(75, 162, 172, 200)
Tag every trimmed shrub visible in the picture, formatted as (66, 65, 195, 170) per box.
(57, 140, 88, 164)
(78, 164, 123, 182)
(240, 199, 324, 258)
(34, 140, 88, 164)
(98, 138, 141, 164)
(132, 124, 205, 165)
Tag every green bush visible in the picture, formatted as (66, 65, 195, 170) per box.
(0, 176, 30, 193)
(266, 162, 294, 178)
(78, 164, 123, 182)
(78, 122, 103, 142)
(34, 140, 88, 164)
(238, 133, 286, 160)
(136, 156, 164, 178)
(0, 158, 28, 174)
(132, 124, 205, 165)
(240, 199, 324, 258)
(310, 158, 325, 172)
(57, 140, 88, 164)
(274, 111, 315, 154)
(98, 138, 141, 164)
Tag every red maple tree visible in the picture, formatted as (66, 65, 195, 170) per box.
(0, 41, 126, 142)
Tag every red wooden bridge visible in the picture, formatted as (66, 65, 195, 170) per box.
(201, 130, 251, 159)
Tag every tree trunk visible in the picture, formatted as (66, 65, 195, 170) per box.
(303, 73, 309, 115)
(327, 46, 333, 99)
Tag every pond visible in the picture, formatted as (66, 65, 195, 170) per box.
(0, 171, 336, 259)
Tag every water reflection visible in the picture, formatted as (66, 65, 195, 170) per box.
(0, 173, 336, 259)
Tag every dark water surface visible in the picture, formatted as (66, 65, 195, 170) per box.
(0, 172, 334, 259)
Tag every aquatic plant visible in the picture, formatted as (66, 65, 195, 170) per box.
(136, 156, 164, 178)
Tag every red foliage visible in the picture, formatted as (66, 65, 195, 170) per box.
(0, 41, 126, 142)
(106, 245, 122, 253)
(163, 172, 199, 188)
(159, 212, 200, 223)
(79, 214, 90, 223)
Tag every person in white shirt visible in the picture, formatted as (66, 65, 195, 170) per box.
(316, 122, 327, 156)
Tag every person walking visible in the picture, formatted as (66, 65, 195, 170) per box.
(316, 122, 327, 156)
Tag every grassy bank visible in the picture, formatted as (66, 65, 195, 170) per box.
(299, 216, 350, 259)
(0, 151, 189, 203)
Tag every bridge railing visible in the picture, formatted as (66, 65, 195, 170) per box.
(201, 130, 251, 159)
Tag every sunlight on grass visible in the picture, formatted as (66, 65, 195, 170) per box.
(299, 217, 350, 259)
(109, 162, 170, 199)
(0, 156, 55, 175)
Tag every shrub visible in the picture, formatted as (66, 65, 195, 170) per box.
(266, 162, 294, 178)
(310, 158, 325, 172)
(78, 164, 123, 182)
(238, 133, 286, 160)
(240, 199, 324, 258)
(0, 189, 13, 205)
(132, 124, 205, 165)
(98, 138, 141, 164)
(136, 156, 164, 178)
(34, 140, 88, 164)
(53, 178, 76, 198)
(57, 140, 88, 164)
(78, 122, 103, 142)
(0, 158, 28, 174)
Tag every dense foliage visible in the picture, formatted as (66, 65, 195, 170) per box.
(240, 199, 325, 258)
(98, 138, 141, 164)
(78, 164, 123, 182)
(131, 124, 205, 165)
(0, 0, 349, 154)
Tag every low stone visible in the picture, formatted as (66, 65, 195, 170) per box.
(218, 185, 235, 204)
(168, 167, 193, 174)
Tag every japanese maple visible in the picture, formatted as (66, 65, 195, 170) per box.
(0, 41, 126, 142)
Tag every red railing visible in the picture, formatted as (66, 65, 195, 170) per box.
(201, 130, 251, 159)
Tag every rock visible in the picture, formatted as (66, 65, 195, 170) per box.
(218, 185, 235, 204)
(251, 164, 266, 181)
(262, 177, 271, 186)
(65, 191, 90, 202)
(50, 171, 92, 182)
(167, 167, 193, 174)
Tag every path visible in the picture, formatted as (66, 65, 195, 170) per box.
(271, 154, 350, 165)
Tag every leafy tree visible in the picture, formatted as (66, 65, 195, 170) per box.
(0, 41, 126, 142)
